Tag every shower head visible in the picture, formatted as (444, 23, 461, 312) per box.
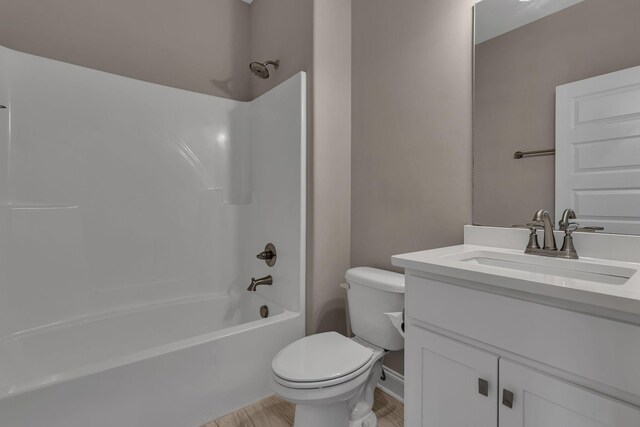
(249, 60, 280, 79)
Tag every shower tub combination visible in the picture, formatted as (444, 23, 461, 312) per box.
(0, 46, 306, 427)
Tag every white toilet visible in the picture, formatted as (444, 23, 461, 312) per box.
(271, 267, 405, 427)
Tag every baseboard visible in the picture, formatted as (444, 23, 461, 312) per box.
(376, 367, 404, 403)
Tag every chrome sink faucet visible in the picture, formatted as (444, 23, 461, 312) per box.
(525, 209, 557, 255)
(523, 208, 604, 260)
(536, 209, 557, 250)
(247, 275, 273, 292)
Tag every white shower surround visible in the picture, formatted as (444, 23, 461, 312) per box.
(0, 46, 306, 426)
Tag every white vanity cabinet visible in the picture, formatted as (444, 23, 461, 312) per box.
(403, 274, 640, 427)
(499, 360, 640, 427)
(405, 326, 498, 426)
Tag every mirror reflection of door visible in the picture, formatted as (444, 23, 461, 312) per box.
(556, 67, 640, 235)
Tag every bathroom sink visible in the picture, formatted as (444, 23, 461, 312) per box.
(392, 228, 640, 320)
(457, 251, 636, 286)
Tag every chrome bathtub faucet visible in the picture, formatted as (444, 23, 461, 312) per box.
(247, 275, 273, 292)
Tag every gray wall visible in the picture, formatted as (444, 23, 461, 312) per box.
(352, 0, 475, 374)
(249, 0, 313, 100)
(474, 0, 640, 227)
(0, 0, 253, 100)
(308, 0, 352, 335)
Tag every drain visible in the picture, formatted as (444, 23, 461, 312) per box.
(260, 305, 269, 318)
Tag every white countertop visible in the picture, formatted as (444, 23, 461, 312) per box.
(392, 228, 640, 318)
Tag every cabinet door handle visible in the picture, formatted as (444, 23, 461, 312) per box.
(478, 378, 489, 397)
(502, 389, 514, 408)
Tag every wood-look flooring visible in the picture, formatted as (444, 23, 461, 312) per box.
(205, 388, 403, 427)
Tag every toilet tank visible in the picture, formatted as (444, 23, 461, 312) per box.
(345, 267, 405, 351)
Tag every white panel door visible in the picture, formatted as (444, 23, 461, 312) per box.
(556, 66, 640, 234)
(499, 359, 640, 427)
(405, 324, 498, 427)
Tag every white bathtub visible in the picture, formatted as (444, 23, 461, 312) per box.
(0, 49, 306, 426)
(0, 293, 303, 427)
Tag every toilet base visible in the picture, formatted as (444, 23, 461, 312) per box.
(350, 411, 377, 427)
(293, 401, 378, 427)
(293, 403, 378, 427)
(349, 401, 377, 427)
(294, 402, 351, 427)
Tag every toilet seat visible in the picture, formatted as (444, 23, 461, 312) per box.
(272, 332, 375, 389)
(273, 357, 375, 389)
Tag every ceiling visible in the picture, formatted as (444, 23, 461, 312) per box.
(475, 0, 584, 44)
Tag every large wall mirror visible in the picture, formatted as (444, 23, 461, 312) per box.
(473, 0, 640, 234)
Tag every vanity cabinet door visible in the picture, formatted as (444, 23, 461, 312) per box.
(405, 325, 498, 427)
(499, 359, 640, 427)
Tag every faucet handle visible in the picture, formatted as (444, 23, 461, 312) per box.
(526, 221, 544, 230)
(256, 250, 274, 260)
(574, 226, 605, 233)
(256, 243, 277, 267)
(561, 220, 579, 233)
(524, 222, 543, 252)
(559, 209, 577, 231)
(559, 224, 580, 259)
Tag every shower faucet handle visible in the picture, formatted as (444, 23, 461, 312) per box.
(256, 250, 274, 260)
(256, 243, 277, 267)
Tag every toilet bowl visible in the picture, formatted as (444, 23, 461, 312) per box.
(271, 267, 405, 427)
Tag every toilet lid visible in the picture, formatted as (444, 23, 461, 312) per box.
(272, 332, 374, 383)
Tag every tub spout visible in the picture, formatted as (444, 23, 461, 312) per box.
(247, 275, 273, 292)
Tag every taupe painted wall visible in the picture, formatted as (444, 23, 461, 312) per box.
(352, 0, 475, 374)
(0, 0, 252, 100)
(308, 0, 352, 335)
(249, 0, 313, 100)
(474, 0, 640, 227)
